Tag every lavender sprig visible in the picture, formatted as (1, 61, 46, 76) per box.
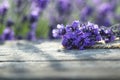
(53, 20, 116, 50)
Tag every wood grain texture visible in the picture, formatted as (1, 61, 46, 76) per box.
(0, 40, 120, 79)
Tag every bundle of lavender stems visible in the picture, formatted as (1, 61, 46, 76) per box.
(53, 20, 120, 50)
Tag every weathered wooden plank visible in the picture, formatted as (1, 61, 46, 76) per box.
(0, 40, 120, 61)
(0, 61, 120, 79)
(0, 40, 120, 79)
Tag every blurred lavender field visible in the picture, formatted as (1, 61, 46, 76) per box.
(0, 0, 120, 41)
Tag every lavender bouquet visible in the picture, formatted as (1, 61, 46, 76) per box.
(53, 20, 120, 50)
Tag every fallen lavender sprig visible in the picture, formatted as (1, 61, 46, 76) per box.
(52, 20, 116, 50)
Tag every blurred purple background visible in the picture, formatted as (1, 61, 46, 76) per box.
(0, 0, 120, 41)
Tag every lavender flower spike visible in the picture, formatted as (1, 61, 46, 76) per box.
(1, 20, 14, 40)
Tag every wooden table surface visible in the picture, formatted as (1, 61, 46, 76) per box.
(0, 40, 120, 80)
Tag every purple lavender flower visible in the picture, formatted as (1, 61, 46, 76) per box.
(1, 27, 14, 40)
(53, 20, 116, 50)
(100, 28, 115, 43)
(27, 21, 37, 41)
(56, 0, 72, 16)
(27, 12, 38, 41)
(1, 20, 14, 40)
(36, 0, 49, 9)
(31, 0, 49, 14)
(71, 20, 80, 31)
(78, 0, 119, 27)
(80, 6, 93, 22)
(97, 3, 112, 15)
(29, 14, 38, 23)
(52, 29, 59, 38)
(0, 6, 7, 16)
(52, 24, 66, 38)
(75, 31, 92, 50)
(26, 0, 49, 41)
(94, 2, 113, 27)
(27, 31, 36, 41)
(26, 4, 39, 41)
(0, 0, 9, 16)
(62, 32, 77, 50)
